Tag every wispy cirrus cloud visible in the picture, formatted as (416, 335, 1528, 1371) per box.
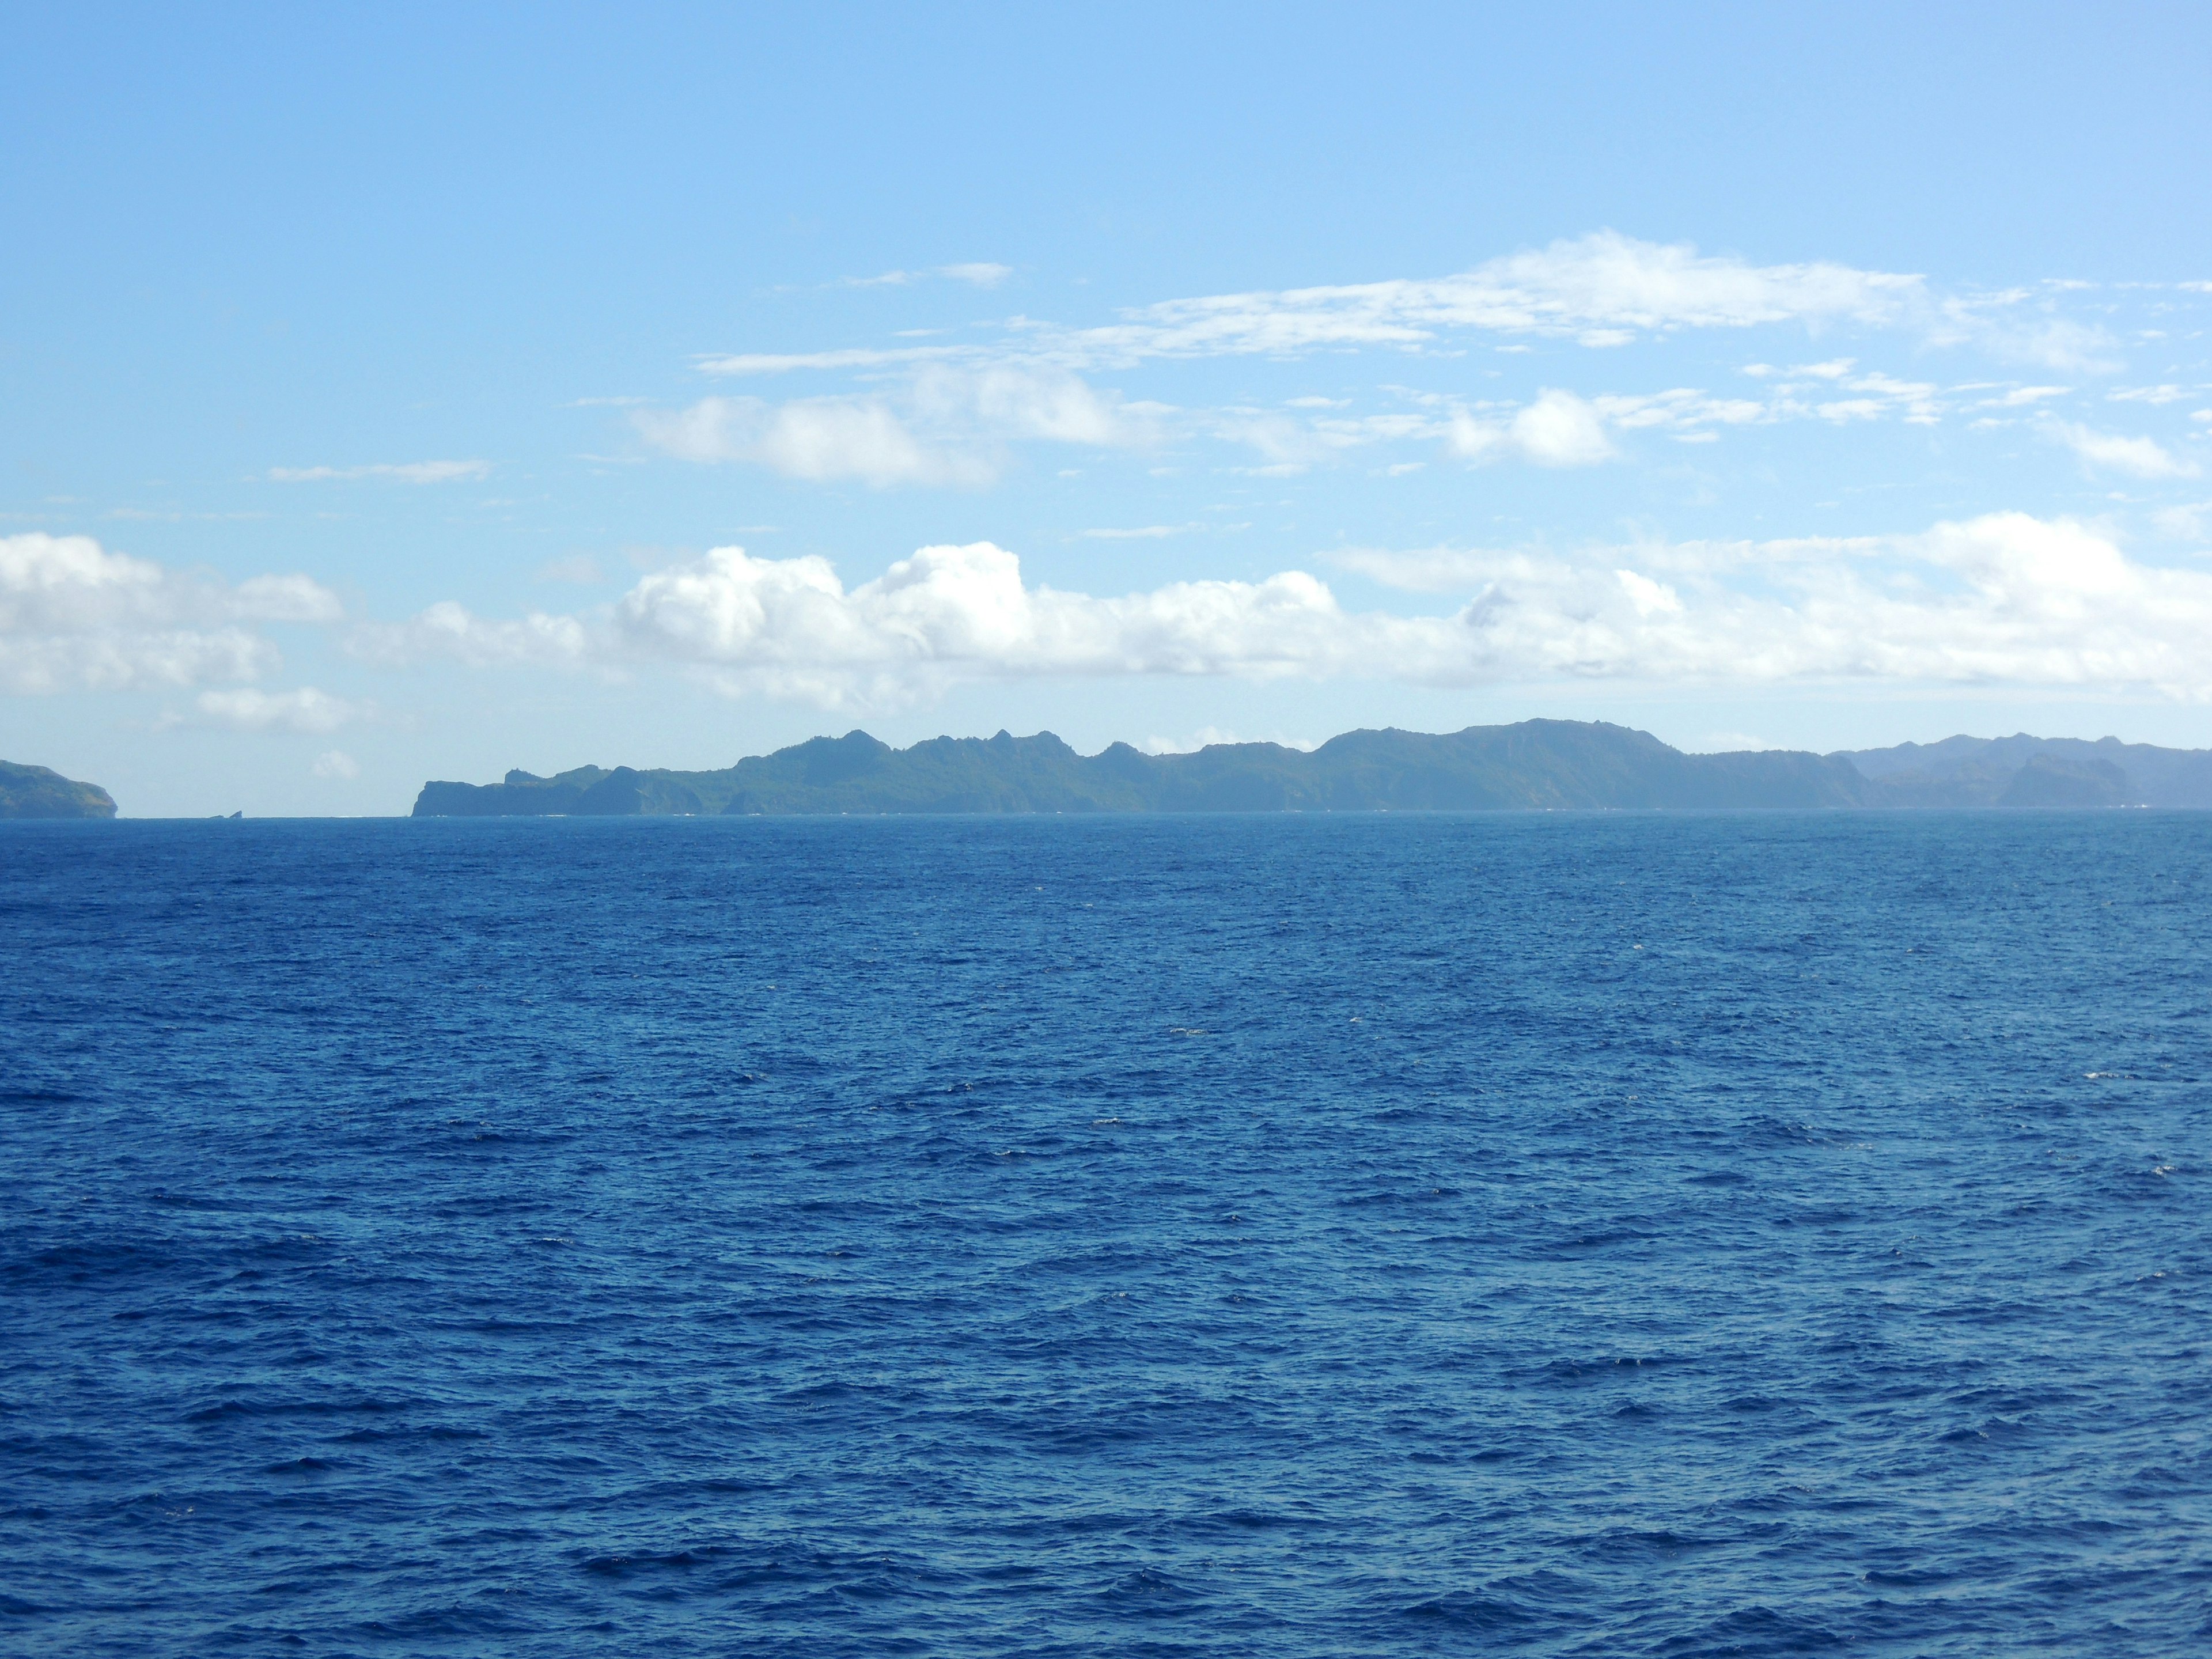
(1935, 305, 2122, 374)
(1978, 385, 2071, 408)
(1025, 232, 1925, 367)
(637, 360, 2107, 486)
(939, 262, 1013, 289)
(633, 395, 988, 487)
(171, 685, 369, 733)
(696, 345, 968, 376)
(535, 555, 607, 585)
(764, 236, 2142, 386)
(622, 233, 2208, 488)
(266, 460, 491, 484)
(2045, 419, 2200, 479)
(633, 366, 1160, 486)
(837, 262, 1012, 291)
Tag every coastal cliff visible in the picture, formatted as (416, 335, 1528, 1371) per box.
(0, 760, 118, 819)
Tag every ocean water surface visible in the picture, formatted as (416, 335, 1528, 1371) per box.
(2, 812, 2207, 1656)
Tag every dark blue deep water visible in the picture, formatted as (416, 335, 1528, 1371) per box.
(3, 812, 2209, 1657)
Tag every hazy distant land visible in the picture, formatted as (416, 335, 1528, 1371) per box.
(412, 720, 2212, 817)
(0, 761, 117, 819)
(16, 723, 2207, 821)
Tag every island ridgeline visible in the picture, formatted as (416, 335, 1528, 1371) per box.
(410, 719, 2212, 816)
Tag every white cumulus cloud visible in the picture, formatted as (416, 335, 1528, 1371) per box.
(1337, 514, 2212, 696)
(373, 541, 1421, 705)
(1449, 389, 1613, 467)
(370, 516, 2212, 707)
(0, 533, 343, 694)
(602, 542, 1394, 703)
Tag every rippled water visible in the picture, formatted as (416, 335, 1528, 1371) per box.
(3, 813, 2208, 1656)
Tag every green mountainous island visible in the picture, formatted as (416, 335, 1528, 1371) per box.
(0, 760, 117, 819)
(412, 719, 2212, 816)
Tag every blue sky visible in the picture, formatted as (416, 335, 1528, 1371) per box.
(6, 2, 2211, 814)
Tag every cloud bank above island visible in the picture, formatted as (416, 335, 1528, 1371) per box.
(341, 513, 2212, 709)
(17, 498, 2209, 720)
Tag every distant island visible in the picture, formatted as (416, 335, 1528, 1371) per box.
(0, 760, 116, 819)
(412, 720, 2212, 816)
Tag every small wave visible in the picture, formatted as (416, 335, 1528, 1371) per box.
(1395, 1589, 1539, 1631)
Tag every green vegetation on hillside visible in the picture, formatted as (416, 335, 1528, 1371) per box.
(0, 760, 118, 819)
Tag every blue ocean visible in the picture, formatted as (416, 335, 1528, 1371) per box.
(3, 812, 2207, 1657)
